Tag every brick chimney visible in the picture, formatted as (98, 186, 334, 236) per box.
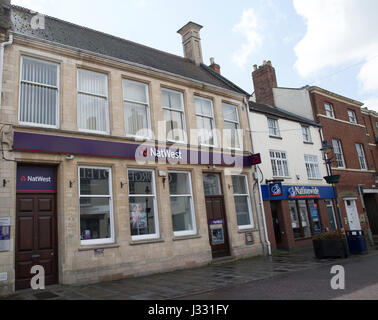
(252, 60, 277, 106)
(0, 0, 11, 31)
(209, 57, 221, 74)
(177, 21, 203, 65)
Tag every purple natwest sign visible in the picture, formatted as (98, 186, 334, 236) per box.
(13, 132, 258, 167)
(17, 165, 56, 192)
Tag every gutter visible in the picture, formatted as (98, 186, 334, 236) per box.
(0, 34, 13, 107)
(244, 96, 271, 256)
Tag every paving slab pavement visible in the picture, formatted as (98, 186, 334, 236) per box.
(2, 247, 377, 300)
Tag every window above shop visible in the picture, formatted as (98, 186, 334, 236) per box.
(77, 69, 109, 135)
(19, 56, 59, 128)
(270, 150, 290, 178)
(267, 118, 280, 138)
(223, 103, 241, 150)
(195, 96, 216, 147)
(347, 110, 357, 124)
(123, 79, 151, 139)
(302, 126, 312, 143)
(324, 102, 335, 118)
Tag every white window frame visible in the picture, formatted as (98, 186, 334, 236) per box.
(325, 102, 335, 118)
(18, 56, 60, 129)
(223, 103, 242, 150)
(270, 150, 290, 178)
(302, 126, 312, 143)
(123, 79, 152, 140)
(128, 168, 160, 241)
(268, 118, 280, 137)
(195, 96, 217, 147)
(77, 69, 110, 135)
(232, 174, 254, 230)
(78, 166, 115, 246)
(355, 143, 367, 170)
(332, 139, 346, 168)
(161, 88, 187, 144)
(168, 171, 197, 237)
(348, 110, 357, 124)
(304, 154, 321, 179)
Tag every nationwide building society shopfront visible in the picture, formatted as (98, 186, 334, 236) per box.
(261, 183, 337, 250)
(2, 130, 264, 292)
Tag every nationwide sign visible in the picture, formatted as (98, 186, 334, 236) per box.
(269, 183, 283, 197)
(288, 186, 320, 199)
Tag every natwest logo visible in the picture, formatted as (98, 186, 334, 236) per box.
(20, 176, 52, 183)
(142, 147, 183, 160)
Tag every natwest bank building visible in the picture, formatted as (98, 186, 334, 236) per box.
(0, 4, 266, 296)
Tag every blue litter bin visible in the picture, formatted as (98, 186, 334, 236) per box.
(346, 230, 368, 254)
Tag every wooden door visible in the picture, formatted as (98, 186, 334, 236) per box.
(203, 173, 230, 259)
(15, 194, 58, 290)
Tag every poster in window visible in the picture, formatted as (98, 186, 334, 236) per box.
(210, 224, 224, 245)
(130, 203, 147, 230)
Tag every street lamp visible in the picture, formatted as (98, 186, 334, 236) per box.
(320, 140, 344, 232)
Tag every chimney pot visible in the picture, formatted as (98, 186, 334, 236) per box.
(177, 21, 204, 65)
(209, 57, 221, 74)
(253, 64, 258, 71)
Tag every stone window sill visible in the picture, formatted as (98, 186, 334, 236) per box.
(172, 234, 201, 241)
(129, 238, 165, 246)
(269, 135, 283, 140)
(78, 243, 120, 251)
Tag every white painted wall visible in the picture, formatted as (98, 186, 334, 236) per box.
(273, 88, 314, 120)
(249, 110, 329, 187)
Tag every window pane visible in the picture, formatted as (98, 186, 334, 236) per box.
(203, 174, 222, 196)
(232, 176, 247, 194)
(197, 116, 214, 145)
(78, 93, 108, 132)
(129, 197, 156, 236)
(78, 69, 107, 96)
(298, 200, 311, 237)
(162, 89, 182, 110)
(20, 83, 57, 126)
(165, 109, 184, 141)
(22, 57, 57, 86)
(224, 121, 240, 149)
(169, 172, 190, 195)
(234, 195, 251, 226)
(125, 102, 148, 136)
(80, 197, 111, 240)
(80, 168, 110, 195)
(195, 97, 212, 116)
(223, 104, 238, 122)
(170, 196, 193, 232)
(123, 80, 147, 103)
(128, 170, 153, 195)
(289, 201, 301, 239)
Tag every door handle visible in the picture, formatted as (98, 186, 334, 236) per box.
(31, 254, 40, 258)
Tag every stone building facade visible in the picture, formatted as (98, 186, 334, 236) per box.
(0, 4, 266, 296)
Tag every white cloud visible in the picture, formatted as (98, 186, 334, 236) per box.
(232, 8, 263, 68)
(293, 0, 378, 108)
(363, 97, 378, 113)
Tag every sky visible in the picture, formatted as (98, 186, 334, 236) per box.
(12, 0, 378, 112)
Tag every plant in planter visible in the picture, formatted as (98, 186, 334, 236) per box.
(312, 231, 349, 259)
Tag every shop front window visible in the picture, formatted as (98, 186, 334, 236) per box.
(79, 167, 114, 245)
(168, 171, 196, 236)
(298, 200, 311, 238)
(289, 201, 301, 239)
(308, 200, 322, 234)
(128, 169, 159, 240)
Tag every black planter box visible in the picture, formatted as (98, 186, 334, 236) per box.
(313, 238, 349, 259)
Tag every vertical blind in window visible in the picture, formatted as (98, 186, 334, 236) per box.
(77, 69, 109, 133)
(195, 97, 215, 146)
(19, 57, 59, 127)
(162, 89, 186, 143)
(223, 103, 241, 149)
(123, 79, 150, 137)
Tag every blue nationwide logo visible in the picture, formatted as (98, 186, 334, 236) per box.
(270, 183, 282, 196)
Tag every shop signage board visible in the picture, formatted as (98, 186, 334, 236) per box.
(16, 165, 56, 192)
(13, 131, 260, 168)
(261, 185, 335, 201)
